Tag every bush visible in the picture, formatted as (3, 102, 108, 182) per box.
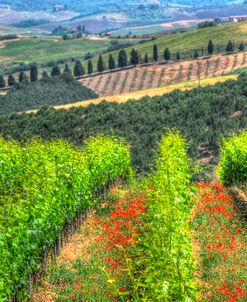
(218, 130, 247, 185)
(0, 136, 132, 300)
(131, 132, 197, 300)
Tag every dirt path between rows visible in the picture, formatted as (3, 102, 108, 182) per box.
(80, 52, 247, 97)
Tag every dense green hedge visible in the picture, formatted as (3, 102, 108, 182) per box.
(218, 130, 247, 185)
(0, 136, 131, 301)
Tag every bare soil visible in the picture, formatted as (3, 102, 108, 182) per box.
(80, 52, 247, 97)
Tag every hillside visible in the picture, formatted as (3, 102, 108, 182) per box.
(0, 76, 98, 115)
(48, 75, 238, 110)
(81, 51, 247, 97)
(90, 22, 247, 65)
(0, 74, 246, 172)
(0, 36, 143, 74)
(1, 0, 231, 13)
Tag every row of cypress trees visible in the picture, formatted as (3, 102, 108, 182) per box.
(0, 40, 245, 88)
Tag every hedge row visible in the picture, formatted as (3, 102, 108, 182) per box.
(133, 132, 197, 300)
(0, 136, 132, 301)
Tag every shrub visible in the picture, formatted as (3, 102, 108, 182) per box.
(131, 132, 197, 301)
(218, 130, 247, 185)
(0, 136, 132, 300)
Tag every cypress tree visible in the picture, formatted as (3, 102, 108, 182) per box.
(118, 49, 128, 68)
(226, 41, 234, 53)
(88, 60, 93, 74)
(63, 64, 73, 82)
(19, 71, 25, 83)
(64, 63, 72, 75)
(97, 55, 104, 72)
(208, 40, 214, 55)
(164, 48, 171, 61)
(8, 74, 16, 86)
(144, 53, 149, 63)
(176, 52, 181, 60)
(51, 65, 61, 77)
(130, 49, 139, 65)
(30, 63, 38, 82)
(239, 41, 244, 51)
(0, 75, 5, 88)
(108, 54, 115, 70)
(74, 60, 84, 77)
(153, 44, 158, 62)
(41, 71, 49, 82)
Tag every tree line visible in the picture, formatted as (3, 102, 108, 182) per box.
(0, 72, 98, 115)
(0, 39, 245, 88)
(0, 74, 246, 172)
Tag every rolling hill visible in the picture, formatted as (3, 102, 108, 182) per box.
(1, 0, 232, 13)
(90, 22, 247, 65)
(81, 51, 247, 97)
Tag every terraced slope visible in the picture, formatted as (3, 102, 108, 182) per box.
(80, 52, 247, 97)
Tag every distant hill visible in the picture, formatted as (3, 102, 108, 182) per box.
(0, 0, 232, 14)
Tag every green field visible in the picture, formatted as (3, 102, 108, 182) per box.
(1, 21, 247, 76)
(0, 37, 109, 65)
(90, 22, 247, 65)
(0, 36, 144, 74)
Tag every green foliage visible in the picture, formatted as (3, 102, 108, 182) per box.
(130, 48, 139, 65)
(131, 132, 196, 300)
(0, 75, 246, 172)
(8, 74, 16, 86)
(164, 47, 171, 61)
(153, 44, 158, 62)
(194, 50, 199, 59)
(0, 77, 98, 114)
(0, 136, 132, 300)
(108, 54, 115, 70)
(88, 60, 93, 74)
(0, 75, 5, 88)
(208, 40, 214, 55)
(51, 65, 61, 77)
(62, 64, 73, 81)
(144, 52, 149, 63)
(239, 41, 245, 51)
(0, 34, 17, 41)
(83, 135, 133, 192)
(226, 40, 234, 53)
(12, 19, 49, 28)
(73, 60, 85, 77)
(198, 20, 216, 29)
(218, 130, 247, 185)
(97, 54, 104, 72)
(30, 63, 38, 82)
(118, 49, 128, 68)
(18, 71, 26, 83)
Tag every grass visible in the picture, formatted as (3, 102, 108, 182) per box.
(30, 74, 238, 112)
(90, 22, 247, 66)
(0, 37, 109, 65)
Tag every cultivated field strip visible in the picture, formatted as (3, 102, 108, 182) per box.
(80, 52, 247, 97)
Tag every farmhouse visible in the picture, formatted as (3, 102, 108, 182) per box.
(105, 32, 112, 37)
